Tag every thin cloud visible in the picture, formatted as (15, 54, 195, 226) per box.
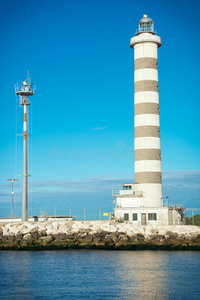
(1, 171, 200, 218)
(91, 127, 108, 131)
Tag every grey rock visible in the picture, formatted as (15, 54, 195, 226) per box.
(16, 233, 23, 241)
(84, 235, 93, 241)
(93, 231, 107, 238)
(54, 233, 67, 240)
(40, 236, 53, 242)
(65, 234, 75, 239)
(118, 234, 128, 241)
(104, 234, 117, 241)
(128, 235, 137, 241)
(31, 227, 38, 234)
(38, 230, 47, 237)
(23, 233, 32, 240)
(137, 233, 145, 240)
(31, 232, 38, 239)
(169, 233, 178, 239)
(77, 232, 87, 238)
(0, 236, 8, 241)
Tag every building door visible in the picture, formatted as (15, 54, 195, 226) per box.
(141, 213, 146, 225)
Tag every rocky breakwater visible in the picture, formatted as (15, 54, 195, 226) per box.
(0, 221, 200, 250)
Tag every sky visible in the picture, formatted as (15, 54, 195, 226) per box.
(0, 0, 200, 219)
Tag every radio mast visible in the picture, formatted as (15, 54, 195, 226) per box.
(15, 77, 35, 221)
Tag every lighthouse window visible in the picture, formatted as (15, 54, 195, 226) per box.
(133, 213, 137, 221)
(123, 185, 132, 190)
(148, 213, 157, 221)
(124, 213, 129, 221)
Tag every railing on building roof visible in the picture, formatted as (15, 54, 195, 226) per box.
(163, 200, 184, 209)
(112, 190, 143, 197)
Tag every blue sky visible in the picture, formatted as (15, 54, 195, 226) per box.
(0, 0, 200, 219)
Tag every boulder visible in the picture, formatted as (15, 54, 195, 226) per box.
(39, 236, 53, 243)
(9, 227, 20, 236)
(118, 234, 128, 241)
(169, 233, 178, 239)
(65, 234, 75, 239)
(31, 227, 38, 234)
(38, 230, 47, 237)
(16, 233, 23, 241)
(23, 233, 32, 240)
(3, 227, 9, 236)
(84, 234, 93, 241)
(31, 232, 38, 239)
(137, 233, 145, 240)
(59, 225, 69, 232)
(77, 232, 87, 238)
(93, 231, 107, 238)
(53, 233, 67, 240)
(104, 234, 118, 241)
(46, 224, 53, 230)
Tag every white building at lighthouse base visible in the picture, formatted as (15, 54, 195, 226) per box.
(113, 184, 185, 226)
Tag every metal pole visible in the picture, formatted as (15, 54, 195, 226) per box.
(192, 209, 194, 225)
(22, 102, 28, 221)
(15, 78, 35, 222)
(84, 207, 85, 220)
(11, 181, 13, 219)
(99, 206, 101, 220)
(166, 196, 169, 207)
(7, 179, 18, 220)
(69, 208, 71, 216)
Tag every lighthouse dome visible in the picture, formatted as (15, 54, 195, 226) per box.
(136, 14, 155, 35)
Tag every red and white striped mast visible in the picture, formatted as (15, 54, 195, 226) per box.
(15, 77, 35, 221)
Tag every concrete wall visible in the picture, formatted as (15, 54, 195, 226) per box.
(114, 207, 184, 226)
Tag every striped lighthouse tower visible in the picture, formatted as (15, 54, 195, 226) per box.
(113, 14, 185, 225)
(15, 78, 35, 221)
(130, 14, 162, 208)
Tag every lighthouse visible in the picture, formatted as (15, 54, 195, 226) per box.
(131, 14, 162, 209)
(113, 15, 185, 225)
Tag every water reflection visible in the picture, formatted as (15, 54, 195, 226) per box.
(0, 251, 200, 299)
(111, 251, 200, 299)
(113, 251, 167, 299)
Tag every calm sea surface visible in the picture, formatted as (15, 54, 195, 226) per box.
(0, 250, 200, 299)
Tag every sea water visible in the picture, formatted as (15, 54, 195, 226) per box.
(0, 250, 200, 299)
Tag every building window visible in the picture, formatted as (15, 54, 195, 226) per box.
(148, 213, 157, 221)
(123, 186, 132, 190)
(123, 186, 128, 190)
(124, 213, 129, 221)
(133, 213, 137, 221)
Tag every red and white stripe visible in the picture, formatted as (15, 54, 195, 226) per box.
(23, 96, 27, 141)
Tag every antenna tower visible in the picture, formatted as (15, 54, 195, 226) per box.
(15, 77, 35, 221)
